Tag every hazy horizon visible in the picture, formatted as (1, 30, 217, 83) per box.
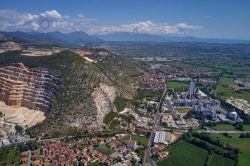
(0, 0, 250, 40)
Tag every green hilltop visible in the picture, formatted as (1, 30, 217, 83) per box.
(0, 50, 141, 137)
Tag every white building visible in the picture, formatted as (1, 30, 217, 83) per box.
(229, 111, 238, 121)
(154, 131, 171, 145)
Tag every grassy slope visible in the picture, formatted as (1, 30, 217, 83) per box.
(211, 134, 250, 166)
(156, 141, 208, 166)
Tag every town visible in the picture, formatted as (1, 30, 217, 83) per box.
(1, 2, 250, 164)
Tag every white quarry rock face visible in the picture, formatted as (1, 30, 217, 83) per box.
(0, 63, 59, 137)
(0, 63, 60, 112)
(92, 83, 120, 126)
(0, 101, 45, 139)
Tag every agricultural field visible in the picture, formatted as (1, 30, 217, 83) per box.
(122, 134, 149, 147)
(242, 124, 250, 131)
(216, 74, 250, 102)
(239, 77, 250, 83)
(156, 141, 208, 166)
(167, 81, 189, 91)
(212, 124, 250, 131)
(176, 107, 192, 113)
(208, 153, 235, 166)
(212, 124, 237, 131)
(211, 133, 250, 166)
(216, 74, 237, 98)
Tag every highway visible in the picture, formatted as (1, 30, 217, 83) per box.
(143, 86, 168, 166)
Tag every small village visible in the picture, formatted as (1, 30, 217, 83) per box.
(19, 131, 179, 166)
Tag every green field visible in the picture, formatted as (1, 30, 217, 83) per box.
(156, 141, 208, 166)
(239, 77, 250, 83)
(243, 124, 250, 131)
(212, 124, 237, 131)
(97, 144, 115, 155)
(216, 74, 237, 98)
(211, 133, 250, 166)
(136, 89, 163, 100)
(176, 107, 192, 113)
(122, 134, 149, 147)
(212, 123, 250, 131)
(208, 153, 234, 166)
(216, 74, 250, 102)
(113, 97, 139, 112)
(167, 81, 189, 91)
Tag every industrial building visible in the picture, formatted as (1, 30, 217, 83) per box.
(154, 131, 171, 145)
(188, 80, 197, 99)
(228, 111, 238, 121)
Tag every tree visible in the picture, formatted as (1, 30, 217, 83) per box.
(236, 123, 243, 131)
(15, 125, 23, 134)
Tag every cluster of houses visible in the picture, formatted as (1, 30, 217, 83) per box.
(19, 134, 145, 166)
(138, 71, 165, 89)
(152, 131, 179, 159)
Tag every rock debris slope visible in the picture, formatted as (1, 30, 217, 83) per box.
(92, 83, 119, 126)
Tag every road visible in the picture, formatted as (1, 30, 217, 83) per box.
(164, 98, 178, 119)
(27, 150, 31, 166)
(143, 86, 168, 166)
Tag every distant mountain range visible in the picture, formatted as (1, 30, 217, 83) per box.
(1, 31, 250, 46)
(0, 31, 102, 46)
(97, 32, 250, 44)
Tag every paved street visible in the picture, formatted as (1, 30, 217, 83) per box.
(143, 86, 167, 166)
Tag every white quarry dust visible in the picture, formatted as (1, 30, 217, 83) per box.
(0, 101, 45, 128)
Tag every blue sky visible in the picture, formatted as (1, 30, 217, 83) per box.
(1, 0, 250, 39)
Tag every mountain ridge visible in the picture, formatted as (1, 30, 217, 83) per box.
(0, 31, 102, 47)
(97, 32, 250, 44)
(1, 31, 250, 45)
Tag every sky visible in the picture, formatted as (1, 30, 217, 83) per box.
(0, 0, 250, 40)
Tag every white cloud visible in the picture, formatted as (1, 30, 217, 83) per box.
(0, 10, 95, 32)
(40, 10, 61, 19)
(96, 21, 202, 35)
(0, 10, 202, 35)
